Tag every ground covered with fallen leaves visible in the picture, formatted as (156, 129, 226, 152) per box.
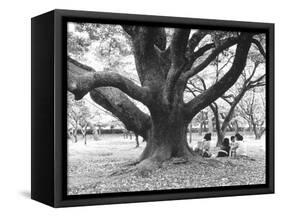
(67, 134, 266, 195)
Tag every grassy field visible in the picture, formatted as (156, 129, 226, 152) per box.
(67, 133, 266, 195)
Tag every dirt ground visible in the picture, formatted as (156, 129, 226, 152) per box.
(67, 133, 266, 195)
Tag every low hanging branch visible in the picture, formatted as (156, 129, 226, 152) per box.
(67, 57, 151, 140)
(68, 57, 152, 105)
(90, 88, 151, 140)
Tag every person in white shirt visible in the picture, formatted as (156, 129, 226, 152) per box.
(235, 133, 247, 156)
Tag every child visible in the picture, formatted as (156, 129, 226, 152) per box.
(229, 135, 238, 158)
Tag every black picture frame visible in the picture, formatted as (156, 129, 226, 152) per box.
(31, 9, 274, 208)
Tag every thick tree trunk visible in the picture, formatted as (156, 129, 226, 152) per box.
(139, 113, 194, 164)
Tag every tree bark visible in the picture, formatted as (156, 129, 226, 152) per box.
(189, 122, 192, 144)
(138, 111, 194, 165)
(89, 87, 151, 140)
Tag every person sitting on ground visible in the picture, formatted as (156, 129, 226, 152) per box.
(217, 138, 231, 157)
(202, 133, 212, 158)
(229, 135, 239, 158)
(235, 133, 246, 156)
(193, 133, 211, 157)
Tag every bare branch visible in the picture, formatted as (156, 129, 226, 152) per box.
(186, 30, 209, 55)
(182, 37, 239, 82)
(245, 62, 260, 84)
(183, 33, 253, 120)
(251, 38, 266, 58)
(196, 76, 207, 90)
(192, 43, 215, 60)
(185, 86, 198, 98)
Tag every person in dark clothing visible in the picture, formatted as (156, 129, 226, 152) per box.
(204, 133, 211, 141)
(235, 133, 244, 141)
(217, 138, 231, 157)
(202, 133, 212, 157)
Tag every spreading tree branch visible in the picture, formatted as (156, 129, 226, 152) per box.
(181, 37, 239, 82)
(68, 57, 152, 105)
(186, 30, 209, 55)
(164, 29, 190, 101)
(89, 87, 151, 140)
(183, 33, 253, 120)
(251, 38, 266, 58)
(124, 26, 167, 86)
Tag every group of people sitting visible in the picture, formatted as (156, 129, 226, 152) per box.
(194, 133, 244, 158)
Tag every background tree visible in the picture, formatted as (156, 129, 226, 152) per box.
(67, 92, 91, 143)
(186, 36, 265, 146)
(67, 23, 265, 171)
(193, 110, 208, 136)
(238, 88, 266, 139)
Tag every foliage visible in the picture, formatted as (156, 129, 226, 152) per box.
(238, 88, 266, 138)
(67, 92, 91, 130)
(68, 23, 132, 71)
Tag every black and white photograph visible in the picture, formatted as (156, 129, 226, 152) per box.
(0, 0, 280, 214)
(67, 21, 267, 195)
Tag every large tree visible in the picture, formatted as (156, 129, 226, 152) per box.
(67, 25, 263, 170)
